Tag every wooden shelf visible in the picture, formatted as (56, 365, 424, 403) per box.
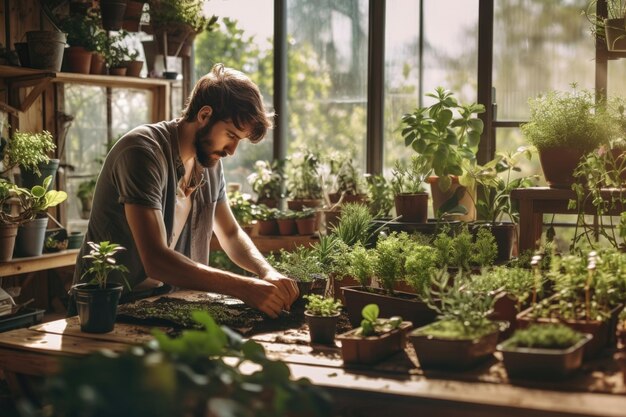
(0, 250, 79, 277)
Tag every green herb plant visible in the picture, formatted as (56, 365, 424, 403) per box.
(390, 155, 430, 195)
(286, 149, 323, 200)
(15, 176, 67, 221)
(303, 294, 342, 316)
(80, 241, 130, 289)
(148, 0, 219, 33)
(328, 153, 366, 197)
(365, 173, 393, 217)
(356, 304, 403, 337)
(330, 242, 376, 288)
(246, 159, 283, 203)
(404, 245, 439, 297)
(501, 323, 585, 350)
(468, 266, 538, 311)
(228, 190, 255, 227)
(0, 130, 55, 177)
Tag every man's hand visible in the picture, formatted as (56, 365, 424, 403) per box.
(261, 269, 299, 309)
(239, 275, 299, 318)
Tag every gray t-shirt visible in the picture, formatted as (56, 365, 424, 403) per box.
(73, 119, 226, 290)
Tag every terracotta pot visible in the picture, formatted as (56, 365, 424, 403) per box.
(394, 193, 428, 223)
(427, 176, 476, 222)
(498, 334, 592, 380)
(337, 321, 412, 365)
(296, 217, 317, 235)
(256, 197, 278, 208)
(109, 66, 127, 76)
(63, 46, 92, 74)
(257, 219, 277, 236)
(123, 60, 143, 77)
(342, 286, 437, 329)
(0, 223, 18, 262)
(327, 274, 361, 303)
(409, 324, 500, 370)
(276, 218, 296, 235)
(287, 199, 323, 211)
(90, 52, 106, 75)
(305, 311, 340, 345)
(537, 146, 586, 189)
(122, 0, 145, 32)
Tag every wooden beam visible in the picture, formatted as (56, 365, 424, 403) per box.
(18, 78, 50, 112)
(0, 250, 78, 277)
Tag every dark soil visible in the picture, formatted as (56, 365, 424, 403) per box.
(116, 296, 353, 338)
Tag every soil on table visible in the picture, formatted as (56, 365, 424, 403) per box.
(116, 295, 353, 338)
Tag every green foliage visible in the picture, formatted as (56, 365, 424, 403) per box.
(412, 318, 499, 341)
(14, 176, 68, 221)
(1, 130, 55, 175)
(0, 179, 20, 224)
(40, 311, 331, 417)
(80, 241, 129, 289)
(373, 232, 417, 294)
(293, 207, 316, 219)
(468, 266, 538, 309)
(468, 146, 538, 223)
(227, 190, 255, 226)
(328, 153, 366, 196)
(58, 9, 102, 50)
(584, 0, 626, 41)
(420, 270, 496, 338)
(432, 226, 497, 270)
(401, 87, 485, 192)
(365, 173, 393, 217)
(521, 86, 616, 152)
(148, 0, 218, 32)
(287, 149, 323, 200)
(356, 303, 402, 337)
(253, 204, 279, 221)
(471, 228, 498, 267)
(331, 202, 374, 247)
(404, 245, 439, 296)
(246, 159, 283, 202)
(501, 323, 585, 350)
(330, 242, 376, 288)
(390, 155, 429, 195)
(303, 294, 342, 316)
(270, 246, 325, 283)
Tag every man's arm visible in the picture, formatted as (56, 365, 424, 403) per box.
(124, 203, 290, 317)
(212, 200, 299, 307)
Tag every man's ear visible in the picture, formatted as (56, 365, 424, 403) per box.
(198, 106, 213, 125)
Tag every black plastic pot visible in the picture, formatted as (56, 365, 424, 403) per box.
(73, 282, 123, 333)
(498, 334, 592, 380)
(305, 311, 339, 345)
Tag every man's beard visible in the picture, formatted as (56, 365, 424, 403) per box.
(194, 121, 227, 168)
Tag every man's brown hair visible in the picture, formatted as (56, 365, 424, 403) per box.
(180, 64, 273, 143)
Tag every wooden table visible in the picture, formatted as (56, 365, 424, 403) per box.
(510, 187, 626, 253)
(0, 290, 624, 417)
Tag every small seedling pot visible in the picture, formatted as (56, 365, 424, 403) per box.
(337, 321, 412, 365)
(305, 311, 340, 345)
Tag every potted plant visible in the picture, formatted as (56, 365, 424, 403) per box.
(431, 225, 497, 273)
(73, 241, 129, 333)
(330, 242, 374, 303)
(100, 0, 129, 31)
(303, 294, 343, 345)
(516, 250, 626, 358)
(286, 149, 323, 210)
(275, 209, 297, 236)
(466, 146, 538, 262)
(58, 11, 101, 74)
(401, 87, 485, 221)
(585, 1, 626, 51)
(498, 323, 591, 380)
(13, 176, 68, 257)
(254, 204, 278, 236)
(247, 159, 283, 208)
(269, 246, 326, 296)
(390, 156, 430, 223)
(295, 207, 318, 235)
(148, 0, 218, 58)
(337, 303, 411, 364)
(520, 85, 616, 188)
(409, 271, 502, 370)
(329, 202, 375, 247)
(76, 177, 96, 220)
(0, 130, 57, 190)
(327, 153, 367, 204)
(228, 190, 255, 234)
(0, 179, 21, 261)
(365, 173, 394, 218)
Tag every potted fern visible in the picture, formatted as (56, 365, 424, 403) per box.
(73, 241, 129, 333)
(304, 294, 343, 345)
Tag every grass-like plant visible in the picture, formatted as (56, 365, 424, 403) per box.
(330, 202, 374, 246)
(501, 324, 584, 350)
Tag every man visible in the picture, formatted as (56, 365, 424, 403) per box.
(72, 64, 298, 318)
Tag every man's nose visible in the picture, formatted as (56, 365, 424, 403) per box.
(225, 140, 239, 156)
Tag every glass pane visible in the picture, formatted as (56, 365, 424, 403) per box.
(286, 0, 368, 179)
(383, 0, 478, 174)
(195, 0, 274, 193)
(493, 0, 595, 121)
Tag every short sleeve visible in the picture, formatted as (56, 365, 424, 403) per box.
(216, 164, 226, 202)
(112, 145, 165, 209)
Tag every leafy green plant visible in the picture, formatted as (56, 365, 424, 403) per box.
(15, 176, 67, 221)
(584, 0, 626, 42)
(401, 87, 485, 192)
(330, 202, 374, 246)
(328, 153, 366, 196)
(431, 226, 496, 270)
(471, 228, 498, 267)
(303, 294, 342, 316)
(0, 130, 55, 176)
(501, 323, 585, 350)
(0, 179, 21, 224)
(286, 149, 323, 200)
(58, 9, 102, 50)
(331, 242, 376, 288)
(253, 204, 279, 221)
(80, 241, 130, 289)
(390, 155, 429, 195)
(373, 232, 417, 295)
(148, 0, 219, 32)
(365, 173, 393, 217)
(228, 190, 255, 226)
(294, 207, 316, 219)
(270, 246, 325, 283)
(356, 304, 402, 337)
(39, 311, 331, 417)
(468, 266, 538, 311)
(246, 159, 283, 202)
(416, 270, 498, 340)
(521, 85, 616, 153)
(404, 245, 438, 296)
